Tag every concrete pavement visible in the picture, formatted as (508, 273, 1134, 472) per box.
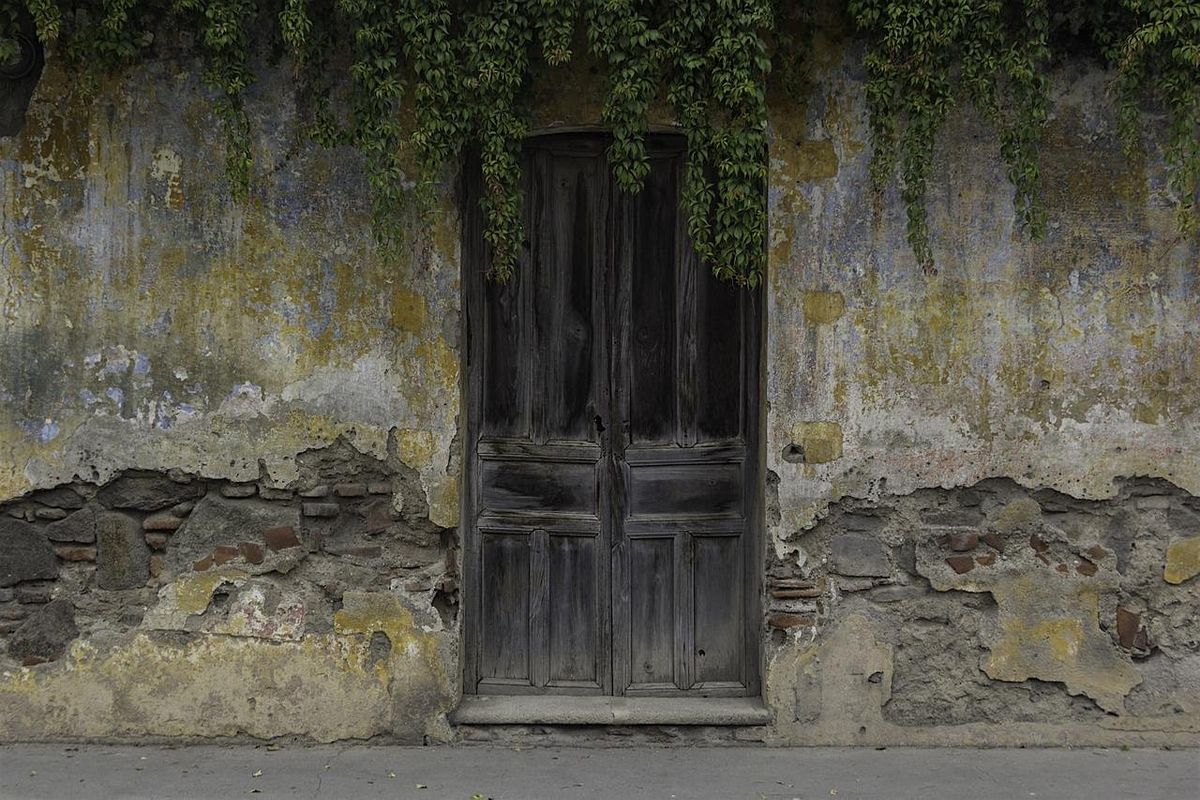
(0, 744, 1195, 799)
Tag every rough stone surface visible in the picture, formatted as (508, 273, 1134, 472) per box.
(0, 519, 58, 588)
(1163, 537, 1200, 585)
(6, 600, 78, 663)
(169, 496, 301, 571)
(830, 533, 891, 577)
(96, 512, 150, 590)
(96, 474, 205, 512)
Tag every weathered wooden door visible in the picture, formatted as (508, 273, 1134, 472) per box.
(463, 133, 761, 698)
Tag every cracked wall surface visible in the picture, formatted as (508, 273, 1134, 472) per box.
(1, 9, 1198, 745)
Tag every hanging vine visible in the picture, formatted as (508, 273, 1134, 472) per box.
(848, 0, 1051, 273)
(3, 1, 1197, 280)
(1114, 0, 1200, 234)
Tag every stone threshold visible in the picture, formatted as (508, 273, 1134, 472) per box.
(451, 696, 772, 726)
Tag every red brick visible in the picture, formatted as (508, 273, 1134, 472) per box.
(212, 545, 239, 565)
(768, 613, 814, 629)
(144, 533, 170, 551)
(944, 531, 979, 552)
(53, 545, 97, 562)
(945, 555, 975, 574)
(981, 533, 1005, 553)
(143, 514, 182, 532)
(263, 526, 300, 551)
(238, 542, 264, 565)
(193, 555, 214, 572)
(1116, 607, 1140, 649)
(975, 553, 996, 567)
(1075, 559, 1098, 577)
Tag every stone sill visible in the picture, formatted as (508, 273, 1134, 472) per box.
(451, 696, 772, 726)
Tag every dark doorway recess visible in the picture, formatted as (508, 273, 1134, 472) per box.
(461, 132, 763, 699)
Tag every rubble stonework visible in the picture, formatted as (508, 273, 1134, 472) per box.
(1, 8, 1198, 746)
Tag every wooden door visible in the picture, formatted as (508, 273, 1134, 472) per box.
(463, 133, 761, 698)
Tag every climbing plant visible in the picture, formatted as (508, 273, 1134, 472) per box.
(0, 1, 1197, 279)
(1113, 0, 1200, 235)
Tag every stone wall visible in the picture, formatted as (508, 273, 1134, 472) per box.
(1, 9, 1197, 745)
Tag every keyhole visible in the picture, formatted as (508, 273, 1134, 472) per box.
(594, 415, 606, 433)
(698, 649, 706, 657)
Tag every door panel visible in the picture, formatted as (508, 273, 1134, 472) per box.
(465, 133, 760, 699)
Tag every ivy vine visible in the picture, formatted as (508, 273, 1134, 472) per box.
(1, 2, 1197, 279)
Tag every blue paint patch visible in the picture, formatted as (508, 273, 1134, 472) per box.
(133, 353, 151, 375)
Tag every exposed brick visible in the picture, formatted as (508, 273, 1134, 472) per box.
(945, 555, 975, 574)
(143, 514, 183, 531)
(258, 487, 294, 501)
(368, 482, 392, 495)
(0, 588, 12, 602)
(149, 555, 166, 579)
(193, 555, 214, 572)
(1076, 559, 1098, 577)
(944, 531, 979, 552)
(212, 545, 239, 565)
(975, 553, 996, 567)
(171, 501, 196, 516)
(0, 605, 28, 620)
(1085, 545, 1109, 561)
(1055, 563, 1069, 574)
(14, 585, 51, 604)
(1116, 607, 1140, 649)
(263, 526, 301, 551)
(768, 613, 814, 629)
(299, 485, 331, 498)
(144, 533, 170, 551)
(1029, 534, 1049, 553)
(238, 542, 264, 565)
(302, 502, 340, 518)
(54, 545, 97, 562)
(220, 483, 257, 499)
(771, 578, 816, 590)
(771, 587, 822, 599)
(334, 483, 367, 498)
(324, 543, 382, 559)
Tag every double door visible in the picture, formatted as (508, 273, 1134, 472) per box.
(462, 133, 761, 697)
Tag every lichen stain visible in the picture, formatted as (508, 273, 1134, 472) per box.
(334, 591, 446, 687)
(790, 421, 843, 464)
(0, 633, 393, 741)
(1163, 536, 1200, 585)
(803, 290, 845, 324)
(983, 577, 1140, 714)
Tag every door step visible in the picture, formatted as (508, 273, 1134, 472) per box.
(451, 696, 772, 726)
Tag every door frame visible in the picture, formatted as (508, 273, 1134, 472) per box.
(458, 129, 765, 699)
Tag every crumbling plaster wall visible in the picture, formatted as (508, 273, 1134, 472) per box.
(0, 13, 1197, 745)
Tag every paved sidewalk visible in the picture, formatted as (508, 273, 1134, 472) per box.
(0, 744, 1195, 799)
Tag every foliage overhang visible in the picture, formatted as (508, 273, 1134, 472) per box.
(1, 1, 1197, 280)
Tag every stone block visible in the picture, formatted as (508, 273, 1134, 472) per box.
(97, 473, 205, 511)
(96, 512, 150, 589)
(334, 483, 367, 497)
(258, 487, 294, 501)
(768, 612, 813, 629)
(220, 483, 258, 499)
(945, 555, 975, 574)
(299, 485, 331, 498)
(0, 518, 59, 587)
(169, 495, 301, 571)
(829, 533, 891, 577)
(43, 505, 97, 543)
(33, 508, 68, 521)
(6, 599, 78, 663)
(29, 487, 86, 510)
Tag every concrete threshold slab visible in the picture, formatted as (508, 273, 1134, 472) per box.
(451, 695, 773, 726)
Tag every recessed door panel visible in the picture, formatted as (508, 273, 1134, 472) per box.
(465, 133, 760, 699)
